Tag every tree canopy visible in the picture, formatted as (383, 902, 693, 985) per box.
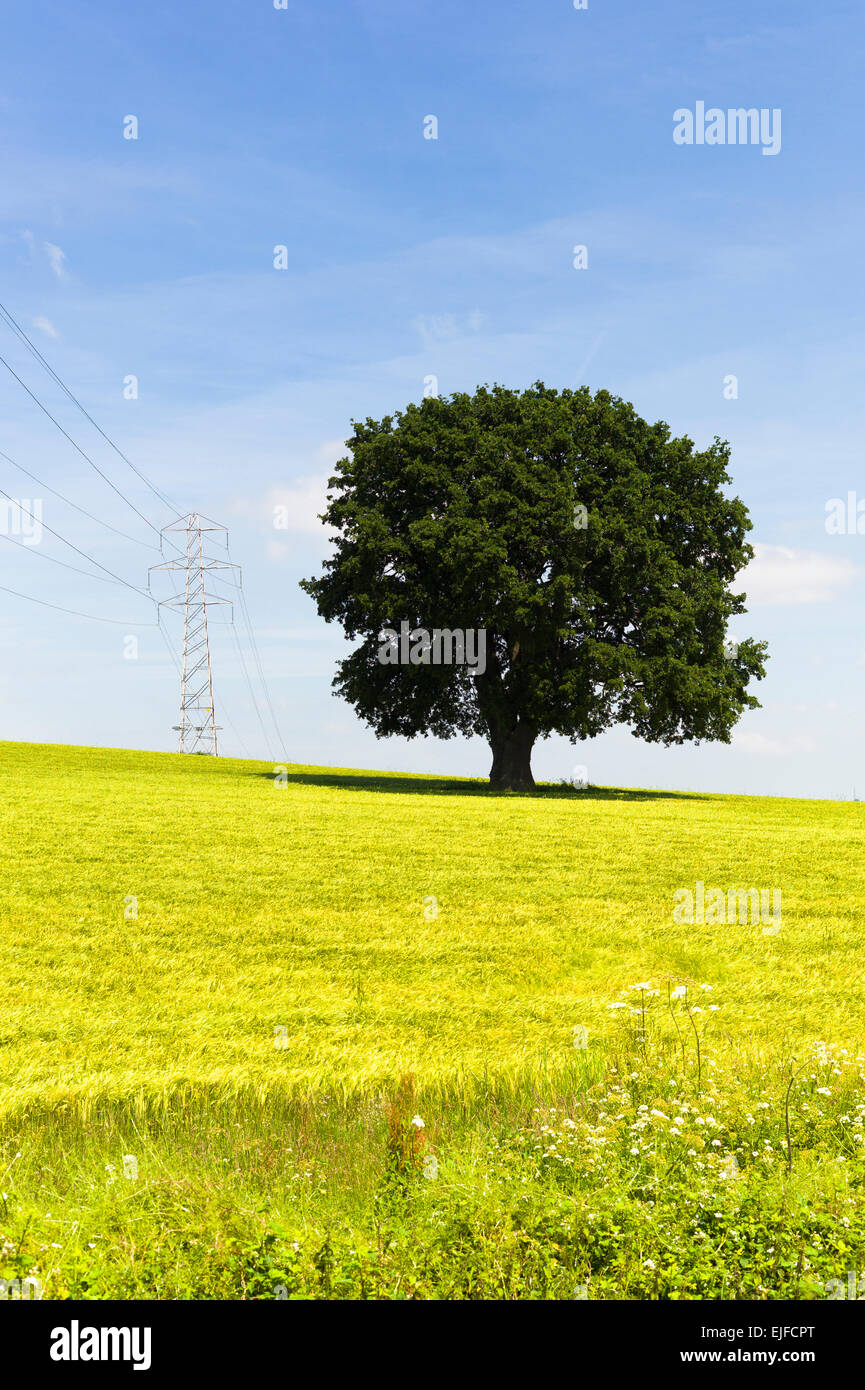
(300, 383, 767, 790)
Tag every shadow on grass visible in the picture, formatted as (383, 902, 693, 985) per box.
(250, 768, 703, 801)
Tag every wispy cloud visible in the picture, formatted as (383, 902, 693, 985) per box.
(43, 242, 67, 278)
(32, 315, 58, 338)
(741, 544, 858, 606)
(411, 310, 486, 347)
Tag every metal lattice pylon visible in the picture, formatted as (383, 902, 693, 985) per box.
(149, 514, 239, 755)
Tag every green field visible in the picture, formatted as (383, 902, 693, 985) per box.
(1, 740, 864, 1299)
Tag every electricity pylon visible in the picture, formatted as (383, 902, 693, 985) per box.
(149, 514, 239, 755)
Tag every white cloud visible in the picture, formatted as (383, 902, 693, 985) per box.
(732, 731, 818, 757)
(230, 473, 333, 542)
(269, 476, 331, 535)
(741, 543, 858, 605)
(43, 241, 66, 278)
(230, 440, 347, 544)
(32, 316, 58, 339)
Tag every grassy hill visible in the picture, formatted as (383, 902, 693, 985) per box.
(1, 740, 864, 1299)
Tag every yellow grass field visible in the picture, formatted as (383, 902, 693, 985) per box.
(1, 740, 864, 1299)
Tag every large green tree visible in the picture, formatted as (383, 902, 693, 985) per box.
(301, 383, 767, 790)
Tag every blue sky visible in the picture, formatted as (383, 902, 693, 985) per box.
(1, 0, 864, 797)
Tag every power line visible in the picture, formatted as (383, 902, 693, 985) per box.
(221, 531, 287, 757)
(237, 586, 287, 758)
(229, 617, 271, 752)
(3, 582, 252, 759)
(0, 530, 124, 585)
(0, 299, 182, 514)
(0, 486, 152, 599)
(0, 349, 168, 541)
(2, 563, 253, 760)
(218, 698, 254, 760)
(157, 615, 182, 677)
(0, 309, 279, 759)
(0, 582, 158, 626)
(0, 446, 160, 551)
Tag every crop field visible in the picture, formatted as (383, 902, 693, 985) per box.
(1, 739, 864, 1300)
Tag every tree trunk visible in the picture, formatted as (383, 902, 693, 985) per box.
(488, 723, 536, 791)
